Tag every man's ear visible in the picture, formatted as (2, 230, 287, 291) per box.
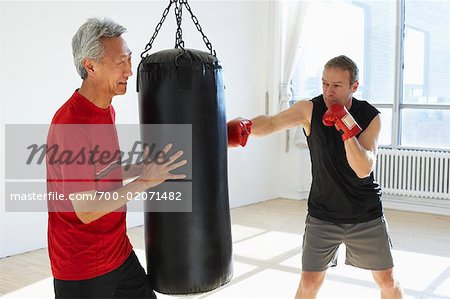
(83, 58, 96, 78)
(351, 81, 359, 92)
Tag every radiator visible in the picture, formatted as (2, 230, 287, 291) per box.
(375, 148, 450, 200)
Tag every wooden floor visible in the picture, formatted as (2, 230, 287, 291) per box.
(1, 199, 449, 298)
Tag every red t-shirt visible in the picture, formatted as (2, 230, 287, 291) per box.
(46, 90, 132, 280)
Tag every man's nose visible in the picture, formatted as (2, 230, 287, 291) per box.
(125, 60, 133, 76)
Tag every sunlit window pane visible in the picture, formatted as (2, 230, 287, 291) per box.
(292, 1, 396, 105)
(403, 0, 450, 105)
(401, 109, 450, 149)
(404, 27, 425, 88)
(378, 108, 392, 147)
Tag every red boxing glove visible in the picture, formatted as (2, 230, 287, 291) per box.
(227, 117, 252, 147)
(322, 104, 362, 141)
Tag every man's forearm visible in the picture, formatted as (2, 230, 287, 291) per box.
(251, 100, 312, 137)
(71, 179, 147, 224)
(250, 115, 275, 137)
(344, 137, 376, 178)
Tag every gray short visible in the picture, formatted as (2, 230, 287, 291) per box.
(302, 214, 394, 272)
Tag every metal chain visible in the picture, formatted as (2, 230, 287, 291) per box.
(182, 0, 216, 56)
(140, 0, 176, 58)
(140, 0, 216, 58)
(174, 0, 185, 51)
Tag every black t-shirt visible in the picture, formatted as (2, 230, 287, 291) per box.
(306, 95, 382, 223)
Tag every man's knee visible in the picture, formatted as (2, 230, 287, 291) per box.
(299, 271, 326, 294)
(372, 268, 401, 292)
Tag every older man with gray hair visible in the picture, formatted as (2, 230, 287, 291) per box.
(46, 18, 186, 299)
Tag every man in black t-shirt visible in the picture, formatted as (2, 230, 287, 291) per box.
(227, 56, 404, 298)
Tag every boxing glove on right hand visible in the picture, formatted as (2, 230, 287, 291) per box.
(322, 104, 361, 141)
(227, 117, 252, 147)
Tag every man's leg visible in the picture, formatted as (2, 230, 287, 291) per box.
(344, 217, 403, 299)
(372, 268, 404, 299)
(295, 271, 326, 299)
(299, 215, 343, 299)
(113, 251, 156, 299)
(54, 278, 82, 299)
(54, 271, 118, 299)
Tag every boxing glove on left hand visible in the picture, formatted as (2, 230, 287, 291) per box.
(322, 104, 361, 141)
(227, 117, 252, 147)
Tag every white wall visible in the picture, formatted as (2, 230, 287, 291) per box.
(0, 1, 288, 257)
(277, 142, 311, 200)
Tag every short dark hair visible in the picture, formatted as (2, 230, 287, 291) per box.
(324, 55, 359, 84)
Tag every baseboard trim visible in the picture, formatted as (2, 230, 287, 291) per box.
(292, 189, 450, 216)
(382, 194, 450, 216)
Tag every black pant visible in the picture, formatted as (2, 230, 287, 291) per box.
(54, 251, 156, 299)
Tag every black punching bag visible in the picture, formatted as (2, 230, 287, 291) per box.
(138, 47, 233, 294)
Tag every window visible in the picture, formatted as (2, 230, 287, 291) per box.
(400, 1, 450, 149)
(291, 0, 450, 151)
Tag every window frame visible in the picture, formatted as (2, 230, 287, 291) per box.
(289, 0, 449, 152)
(373, 0, 450, 152)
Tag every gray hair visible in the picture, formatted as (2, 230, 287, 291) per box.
(324, 55, 359, 85)
(72, 18, 127, 79)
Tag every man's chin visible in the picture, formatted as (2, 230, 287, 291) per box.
(324, 98, 336, 105)
(116, 86, 127, 95)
